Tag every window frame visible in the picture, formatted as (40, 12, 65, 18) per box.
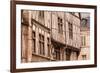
(68, 22, 73, 39)
(58, 17, 63, 34)
(39, 33, 45, 55)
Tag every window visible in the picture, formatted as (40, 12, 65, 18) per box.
(65, 49, 71, 60)
(58, 17, 63, 34)
(47, 37, 50, 57)
(39, 34, 45, 55)
(81, 36, 86, 46)
(81, 19, 87, 27)
(71, 52, 78, 60)
(32, 31, 36, 53)
(39, 11, 44, 18)
(68, 22, 73, 39)
(54, 48, 60, 60)
(70, 12, 75, 15)
(21, 10, 29, 25)
(82, 55, 86, 60)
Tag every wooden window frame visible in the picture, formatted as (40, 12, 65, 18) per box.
(58, 17, 63, 34)
(32, 31, 36, 53)
(82, 55, 87, 60)
(68, 22, 73, 39)
(47, 37, 51, 57)
(81, 36, 86, 46)
(39, 11, 44, 18)
(39, 34, 45, 55)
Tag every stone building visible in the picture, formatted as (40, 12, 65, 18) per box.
(51, 12, 81, 61)
(78, 17, 90, 60)
(21, 10, 81, 63)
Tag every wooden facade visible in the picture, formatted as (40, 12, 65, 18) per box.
(21, 10, 81, 62)
(65, 13, 81, 60)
